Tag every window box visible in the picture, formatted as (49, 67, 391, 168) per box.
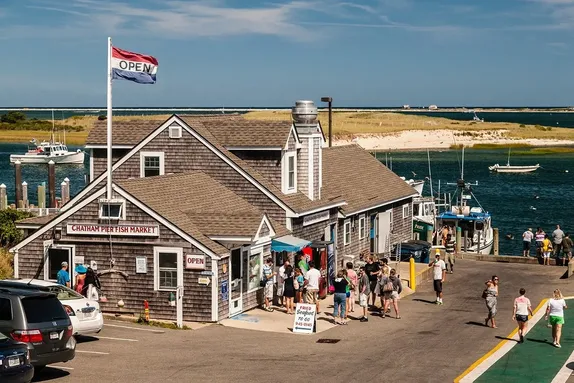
(140, 152, 165, 178)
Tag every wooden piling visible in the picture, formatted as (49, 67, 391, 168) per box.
(0, 184, 6, 210)
(21, 181, 28, 208)
(463, 230, 468, 252)
(14, 160, 22, 206)
(455, 226, 462, 253)
(493, 228, 499, 256)
(48, 160, 56, 208)
(38, 184, 46, 209)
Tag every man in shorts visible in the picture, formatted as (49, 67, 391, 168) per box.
(358, 266, 370, 322)
(364, 256, 380, 308)
(429, 250, 446, 304)
(304, 261, 321, 313)
(513, 288, 533, 343)
(522, 228, 534, 257)
(444, 234, 456, 273)
(563, 233, 573, 264)
(262, 258, 276, 312)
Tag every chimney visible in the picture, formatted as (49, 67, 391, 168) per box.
(292, 100, 323, 200)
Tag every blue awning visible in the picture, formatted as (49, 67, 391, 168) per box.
(271, 235, 311, 253)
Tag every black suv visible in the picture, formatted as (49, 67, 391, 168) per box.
(0, 287, 76, 370)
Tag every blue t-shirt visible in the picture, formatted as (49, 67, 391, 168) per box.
(56, 269, 70, 286)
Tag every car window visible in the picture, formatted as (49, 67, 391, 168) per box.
(46, 285, 84, 300)
(22, 296, 68, 323)
(0, 298, 12, 320)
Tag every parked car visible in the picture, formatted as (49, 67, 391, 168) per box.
(0, 280, 103, 336)
(0, 333, 34, 383)
(0, 287, 76, 371)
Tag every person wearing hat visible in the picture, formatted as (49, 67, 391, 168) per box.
(75, 265, 87, 294)
(57, 261, 71, 288)
(429, 249, 446, 305)
(522, 228, 534, 257)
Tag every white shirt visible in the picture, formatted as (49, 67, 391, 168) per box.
(305, 268, 321, 290)
(432, 260, 446, 280)
(514, 296, 531, 316)
(278, 265, 286, 284)
(523, 231, 534, 242)
(549, 298, 567, 317)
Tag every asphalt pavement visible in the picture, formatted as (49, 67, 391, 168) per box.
(33, 259, 573, 383)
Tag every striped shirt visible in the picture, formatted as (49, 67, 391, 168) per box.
(535, 232, 545, 242)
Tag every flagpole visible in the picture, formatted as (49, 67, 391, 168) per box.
(106, 36, 113, 200)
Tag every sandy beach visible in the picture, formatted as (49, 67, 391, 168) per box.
(333, 129, 574, 150)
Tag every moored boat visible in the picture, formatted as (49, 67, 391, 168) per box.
(10, 139, 85, 164)
(488, 148, 539, 173)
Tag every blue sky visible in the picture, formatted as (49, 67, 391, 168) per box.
(1, 0, 574, 107)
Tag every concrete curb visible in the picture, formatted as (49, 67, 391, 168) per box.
(460, 252, 556, 266)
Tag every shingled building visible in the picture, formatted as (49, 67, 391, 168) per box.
(11, 100, 417, 323)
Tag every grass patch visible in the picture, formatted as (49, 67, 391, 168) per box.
(472, 143, 533, 149)
(512, 147, 574, 155)
(450, 144, 465, 150)
(136, 316, 191, 330)
(0, 130, 88, 145)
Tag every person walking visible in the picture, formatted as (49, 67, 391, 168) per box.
(380, 258, 391, 313)
(429, 250, 446, 305)
(445, 234, 456, 273)
(57, 261, 71, 288)
(332, 270, 349, 325)
(483, 279, 498, 328)
(563, 233, 573, 264)
(513, 288, 533, 344)
(358, 266, 370, 322)
(522, 228, 534, 257)
(304, 261, 321, 313)
(545, 289, 568, 348)
(535, 227, 546, 258)
(364, 256, 380, 308)
(381, 269, 402, 319)
(277, 260, 289, 308)
(543, 235, 553, 266)
(74, 265, 87, 294)
(346, 262, 358, 313)
(553, 225, 565, 260)
(295, 268, 305, 303)
(282, 265, 296, 314)
(81, 267, 101, 300)
(262, 258, 276, 312)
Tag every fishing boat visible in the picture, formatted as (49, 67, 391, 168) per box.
(9, 111, 85, 165)
(488, 148, 539, 173)
(436, 148, 493, 255)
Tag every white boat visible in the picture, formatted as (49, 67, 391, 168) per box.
(401, 177, 425, 195)
(488, 148, 539, 173)
(473, 112, 484, 122)
(10, 140, 85, 164)
(9, 110, 84, 165)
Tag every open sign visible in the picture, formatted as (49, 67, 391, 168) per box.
(185, 254, 206, 270)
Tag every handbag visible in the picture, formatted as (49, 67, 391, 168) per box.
(482, 289, 488, 299)
(293, 278, 300, 290)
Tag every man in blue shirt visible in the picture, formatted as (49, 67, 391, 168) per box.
(57, 261, 70, 287)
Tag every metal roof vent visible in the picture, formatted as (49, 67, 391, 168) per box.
(292, 100, 318, 127)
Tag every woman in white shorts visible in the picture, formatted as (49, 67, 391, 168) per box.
(381, 269, 403, 319)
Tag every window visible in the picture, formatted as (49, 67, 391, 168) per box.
(282, 152, 297, 193)
(403, 204, 410, 219)
(248, 249, 263, 291)
(154, 247, 182, 291)
(140, 152, 165, 178)
(358, 215, 366, 239)
(168, 125, 182, 139)
(99, 199, 125, 220)
(22, 296, 68, 323)
(344, 220, 351, 246)
(0, 298, 12, 320)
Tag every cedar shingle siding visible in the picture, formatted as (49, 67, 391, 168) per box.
(230, 150, 282, 190)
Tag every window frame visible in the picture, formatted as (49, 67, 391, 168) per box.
(343, 220, 351, 246)
(154, 247, 183, 292)
(247, 247, 263, 293)
(140, 151, 165, 178)
(98, 198, 126, 220)
(168, 125, 182, 139)
(358, 215, 366, 240)
(403, 204, 410, 219)
(282, 151, 297, 194)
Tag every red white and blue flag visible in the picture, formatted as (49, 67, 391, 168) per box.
(111, 47, 158, 84)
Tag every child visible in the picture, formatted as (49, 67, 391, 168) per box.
(358, 266, 370, 322)
(295, 268, 305, 303)
(543, 234, 553, 266)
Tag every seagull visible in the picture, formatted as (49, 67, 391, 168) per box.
(411, 171, 417, 177)
(534, 195, 540, 200)
(530, 206, 537, 211)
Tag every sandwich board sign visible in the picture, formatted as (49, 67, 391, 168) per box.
(292, 303, 316, 334)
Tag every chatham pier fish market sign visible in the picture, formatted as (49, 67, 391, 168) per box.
(67, 224, 160, 237)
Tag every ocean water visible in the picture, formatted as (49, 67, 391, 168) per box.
(385, 149, 574, 256)
(0, 142, 571, 256)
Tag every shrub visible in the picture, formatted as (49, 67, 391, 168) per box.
(519, 124, 526, 128)
(0, 209, 34, 247)
(98, 115, 107, 121)
(0, 249, 13, 279)
(1, 111, 26, 124)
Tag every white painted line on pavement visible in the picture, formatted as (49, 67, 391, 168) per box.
(49, 365, 74, 370)
(551, 350, 574, 383)
(105, 323, 165, 333)
(96, 336, 139, 342)
(76, 350, 110, 355)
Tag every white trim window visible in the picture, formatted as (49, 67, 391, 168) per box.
(140, 151, 165, 178)
(247, 248, 263, 292)
(358, 215, 366, 239)
(403, 204, 410, 219)
(154, 247, 182, 291)
(168, 125, 182, 139)
(99, 199, 125, 220)
(282, 151, 297, 194)
(344, 220, 351, 246)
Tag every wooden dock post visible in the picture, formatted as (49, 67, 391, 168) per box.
(14, 160, 22, 206)
(48, 160, 56, 208)
(21, 182, 28, 208)
(493, 228, 499, 256)
(38, 184, 46, 209)
(455, 226, 462, 253)
(0, 184, 6, 210)
(463, 230, 468, 252)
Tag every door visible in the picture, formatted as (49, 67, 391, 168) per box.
(370, 215, 378, 253)
(44, 245, 73, 286)
(377, 211, 392, 254)
(229, 248, 243, 317)
(325, 224, 336, 287)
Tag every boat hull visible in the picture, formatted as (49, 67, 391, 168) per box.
(10, 151, 85, 164)
(489, 164, 540, 173)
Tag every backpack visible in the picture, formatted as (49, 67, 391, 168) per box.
(382, 277, 394, 293)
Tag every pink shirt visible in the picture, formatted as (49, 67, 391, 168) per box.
(347, 269, 358, 290)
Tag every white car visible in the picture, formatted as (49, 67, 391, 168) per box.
(0, 279, 104, 336)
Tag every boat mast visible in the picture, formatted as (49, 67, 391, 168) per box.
(51, 110, 55, 144)
(427, 149, 434, 198)
(507, 148, 511, 166)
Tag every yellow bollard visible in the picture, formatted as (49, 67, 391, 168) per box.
(409, 257, 416, 291)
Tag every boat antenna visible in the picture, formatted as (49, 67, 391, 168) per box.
(427, 149, 434, 198)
